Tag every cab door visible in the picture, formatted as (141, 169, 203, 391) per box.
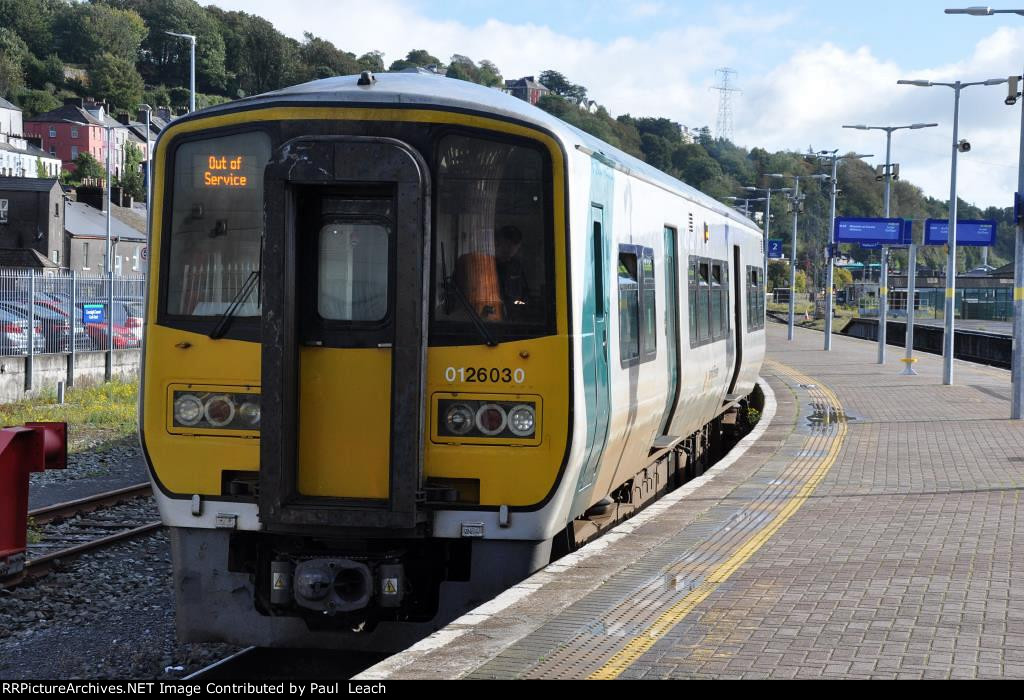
(260, 137, 429, 531)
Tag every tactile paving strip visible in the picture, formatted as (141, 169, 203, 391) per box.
(473, 361, 848, 680)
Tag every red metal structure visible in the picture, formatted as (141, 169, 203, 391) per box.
(0, 423, 67, 581)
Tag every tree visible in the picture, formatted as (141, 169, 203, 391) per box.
(299, 32, 361, 80)
(767, 260, 788, 292)
(0, 27, 28, 99)
(15, 88, 59, 117)
(445, 55, 503, 87)
(65, 2, 147, 64)
(89, 53, 144, 111)
(389, 49, 443, 72)
(0, 0, 57, 57)
(118, 142, 145, 201)
(794, 270, 807, 293)
(358, 51, 385, 73)
(538, 69, 586, 101)
(834, 266, 853, 291)
(36, 157, 47, 178)
(71, 152, 105, 183)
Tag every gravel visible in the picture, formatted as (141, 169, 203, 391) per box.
(0, 528, 240, 680)
(28, 436, 150, 510)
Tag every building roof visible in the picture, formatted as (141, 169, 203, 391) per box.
(65, 200, 146, 242)
(0, 176, 60, 192)
(0, 97, 20, 112)
(25, 103, 102, 126)
(0, 140, 59, 161)
(0, 248, 60, 269)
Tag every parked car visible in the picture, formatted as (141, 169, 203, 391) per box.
(0, 306, 45, 355)
(80, 301, 143, 349)
(0, 301, 94, 353)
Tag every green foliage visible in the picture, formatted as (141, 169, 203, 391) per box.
(445, 55, 503, 87)
(794, 270, 807, 293)
(299, 32, 362, 80)
(539, 69, 586, 102)
(0, 27, 28, 98)
(118, 142, 145, 201)
(358, 51, 385, 73)
(70, 152, 105, 183)
(389, 49, 443, 72)
(834, 266, 853, 290)
(35, 157, 46, 178)
(66, 2, 147, 64)
(88, 52, 144, 111)
(0, 0, 57, 57)
(767, 260, 788, 291)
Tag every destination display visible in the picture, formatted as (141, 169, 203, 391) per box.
(194, 152, 260, 188)
(833, 217, 907, 245)
(923, 219, 997, 247)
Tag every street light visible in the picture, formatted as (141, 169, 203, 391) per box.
(898, 76, 1008, 385)
(944, 8, 1024, 419)
(744, 184, 792, 276)
(842, 123, 938, 365)
(723, 195, 767, 217)
(771, 172, 830, 340)
(814, 150, 873, 351)
(166, 31, 197, 113)
(138, 104, 153, 247)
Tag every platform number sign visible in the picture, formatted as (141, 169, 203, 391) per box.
(767, 239, 784, 259)
(82, 303, 105, 324)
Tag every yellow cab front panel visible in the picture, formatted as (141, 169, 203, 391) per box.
(143, 107, 569, 514)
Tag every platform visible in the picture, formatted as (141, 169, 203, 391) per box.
(359, 324, 1024, 680)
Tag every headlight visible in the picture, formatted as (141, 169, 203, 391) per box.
(171, 389, 260, 432)
(507, 404, 535, 437)
(173, 394, 204, 426)
(239, 401, 261, 427)
(475, 404, 508, 436)
(204, 394, 236, 427)
(436, 398, 537, 441)
(444, 404, 474, 435)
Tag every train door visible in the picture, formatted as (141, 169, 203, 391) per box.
(260, 136, 429, 530)
(727, 244, 744, 397)
(575, 205, 611, 500)
(659, 226, 680, 434)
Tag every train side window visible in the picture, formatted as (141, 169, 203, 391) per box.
(711, 262, 724, 340)
(697, 260, 710, 343)
(618, 251, 640, 366)
(641, 251, 657, 360)
(747, 266, 764, 331)
(688, 258, 698, 347)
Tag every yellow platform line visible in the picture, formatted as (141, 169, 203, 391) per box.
(589, 364, 847, 680)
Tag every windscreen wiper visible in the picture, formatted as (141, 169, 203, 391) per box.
(209, 269, 259, 340)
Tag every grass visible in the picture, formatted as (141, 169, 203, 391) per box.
(0, 379, 138, 453)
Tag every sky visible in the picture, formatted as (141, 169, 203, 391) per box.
(207, 0, 1024, 208)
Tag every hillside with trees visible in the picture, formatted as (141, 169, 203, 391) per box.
(0, 0, 1014, 276)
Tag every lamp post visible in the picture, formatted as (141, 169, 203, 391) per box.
(138, 104, 152, 242)
(944, 6, 1024, 413)
(842, 123, 938, 363)
(899, 76, 1007, 385)
(744, 183, 792, 276)
(166, 31, 197, 113)
(815, 150, 873, 351)
(771, 173, 829, 340)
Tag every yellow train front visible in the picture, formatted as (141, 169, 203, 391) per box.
(141, 73, 765, 650)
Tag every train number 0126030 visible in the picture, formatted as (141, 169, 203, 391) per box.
(444, 367, 526, 384)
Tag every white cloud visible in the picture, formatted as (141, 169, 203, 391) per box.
(207, 1, 1021, 208)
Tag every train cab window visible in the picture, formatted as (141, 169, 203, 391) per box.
(164, 130, 272, 319)
(618, 252, 640, 366)
(318, 221, 390, 321)
(433, 132, 553, 344)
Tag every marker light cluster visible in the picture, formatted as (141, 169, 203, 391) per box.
(438, 399, 536, 440)
(173, 390, 261, 431)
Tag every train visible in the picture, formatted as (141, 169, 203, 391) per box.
(140, 71, 767, 651)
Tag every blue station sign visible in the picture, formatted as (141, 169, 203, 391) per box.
(834, 217, 908, 245)
(923, 219, 997, 247)
(767, 239, 784, 259)
(82, 303, 105, 324)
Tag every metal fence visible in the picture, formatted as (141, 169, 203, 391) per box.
(0, 269, 146, 388)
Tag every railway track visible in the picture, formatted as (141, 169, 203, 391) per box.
(184, 647, 387, 681)
(14, 483, 161, 583)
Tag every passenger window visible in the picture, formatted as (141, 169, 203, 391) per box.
(618, 252, 640, 365)
(641, 253, 656, 359)
(688, 258, 698, 346)
(698, 261, 710, 342)
(711, 263, 723, 339)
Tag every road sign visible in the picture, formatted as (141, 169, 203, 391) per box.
(923, 219, 998, 247)
(82, 303, 105, 324)
(834, 217, 907, 245)
(767, 239, 784, 259)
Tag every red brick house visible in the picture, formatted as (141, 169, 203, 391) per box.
(24, 98, 107, 174)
